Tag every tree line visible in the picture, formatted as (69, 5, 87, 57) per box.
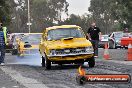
(0, 0, 132, 34)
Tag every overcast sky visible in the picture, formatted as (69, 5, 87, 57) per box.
(66, 0, 91, 15)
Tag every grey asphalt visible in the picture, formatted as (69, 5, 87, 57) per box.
(0, 67, 25, 88)
(0, 48, 132, 88)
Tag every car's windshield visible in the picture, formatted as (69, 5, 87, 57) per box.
(123, 33, 130, 37)
(114, 32, 123, 38)
(22, 34, 42, 44)
(47, 28, 85, 40)
(102, 35, 108, 39)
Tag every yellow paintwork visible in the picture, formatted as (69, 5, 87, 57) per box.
(17, 33, 42, 55)
(39, 25, 93, 61)
(45, 38, 92, 50)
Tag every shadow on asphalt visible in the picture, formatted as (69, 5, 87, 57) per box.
(28, 63, 95, 71)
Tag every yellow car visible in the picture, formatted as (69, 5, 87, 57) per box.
(11, 33, 28, 55)
(39, 25, 94, 69)
(17, 33, 42, 56)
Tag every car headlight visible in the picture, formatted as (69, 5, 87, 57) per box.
(118, 40, 121, 44)
(116, 40, 121, 44)
(116, 40, 119, 43)
(50, 50, 56, 55)
(85, 46, 93, 52)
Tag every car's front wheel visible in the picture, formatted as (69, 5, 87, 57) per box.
(41, 56, 45, 67)
(88, 56, 95, 67)
(11, 49, 18, 55)
(45, 54, 51, 70)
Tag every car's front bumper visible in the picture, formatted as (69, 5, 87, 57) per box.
(48, 52, 94, 57)
(48, 52, 94, 61)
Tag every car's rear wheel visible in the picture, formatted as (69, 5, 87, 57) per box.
(45, 54, 51, 70)
(124, 46, 128, 49)
(41, 56, 45, 67)
(88, 56, 95, 67)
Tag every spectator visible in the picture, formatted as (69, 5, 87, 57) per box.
(87, 22, 102, 58)
(124, 28, 129, 33)
(0, 22, 7, 65)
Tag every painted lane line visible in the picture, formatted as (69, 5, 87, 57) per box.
(0, 67, 48, 88)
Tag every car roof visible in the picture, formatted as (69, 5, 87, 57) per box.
(113, 31, 123, 33)
(46, 25, 81, 31)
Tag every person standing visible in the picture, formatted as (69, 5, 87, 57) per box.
(0, 23, 7, 65)
(87, 22, 102, 58)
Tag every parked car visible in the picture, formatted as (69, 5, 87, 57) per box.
(11, 33, 26, 55)
(123, 33, 130, 38)
(5, 33, 28, 53)
(120, 33, 132, 48)
(39, 25, 95, 69)
(17, 33, 42, 56)
(98, 35, 109, 48)
(108, 32, 123, 49)
(6, 34, 13, 53)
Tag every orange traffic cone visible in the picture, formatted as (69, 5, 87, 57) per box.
(103, 43, 111, 60)
(126, 43, 132, 61)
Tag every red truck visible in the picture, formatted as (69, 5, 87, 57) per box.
(120, 33, 132, 48)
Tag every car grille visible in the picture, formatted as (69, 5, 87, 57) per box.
(54, 48, 88, 56)
(59, 48, 84, 54)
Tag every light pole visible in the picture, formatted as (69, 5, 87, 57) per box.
(27, 0, 31, 33)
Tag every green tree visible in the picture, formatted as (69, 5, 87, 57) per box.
(116, 0, 132, 30)
(59, 14, 93, 34)
(0, 0, 10, 25)
(9, 0, 69, 33)
(89, 0, 132, 33)
(89, 0, 119, 34)
(31, 0, 69, 32)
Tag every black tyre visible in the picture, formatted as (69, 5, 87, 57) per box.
(88, 56, 95, 67)
(11, 49, 18, 55)
(45, 54, 51, 70)
(125, 47, 128, 49)
(42, 56, 45, 67)
(108, 40, 115, 49)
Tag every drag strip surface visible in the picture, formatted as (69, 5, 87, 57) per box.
(2, 49, 132, 88)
